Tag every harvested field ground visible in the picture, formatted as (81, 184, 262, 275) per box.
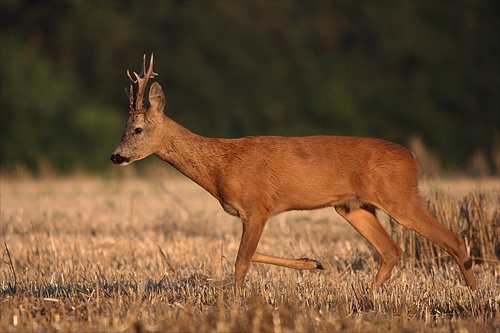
(1, 173, 499, 332)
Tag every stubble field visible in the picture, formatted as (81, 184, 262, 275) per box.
(1, 171, 499, 332)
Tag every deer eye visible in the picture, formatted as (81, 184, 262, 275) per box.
(134, 127, 143, 134)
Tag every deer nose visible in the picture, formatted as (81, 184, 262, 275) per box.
(110, 154, 129, 165)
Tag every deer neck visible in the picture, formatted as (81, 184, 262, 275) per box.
(154, 117, 225, 199)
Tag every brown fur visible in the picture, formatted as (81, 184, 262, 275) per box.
(111, 55, 477, 293)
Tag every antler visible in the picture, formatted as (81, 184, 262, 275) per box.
(127, 53, 158, 113)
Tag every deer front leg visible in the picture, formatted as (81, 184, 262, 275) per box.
(234, 215, 268, 294)
(252, 252, 324, 270)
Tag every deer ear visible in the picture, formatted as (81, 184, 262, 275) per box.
(148, 82, 165, 112)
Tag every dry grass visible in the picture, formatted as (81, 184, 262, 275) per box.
(1, 174, 499, 332)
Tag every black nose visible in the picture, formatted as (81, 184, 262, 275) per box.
(110, 154, 129, 164)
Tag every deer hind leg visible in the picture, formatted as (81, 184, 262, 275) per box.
(385, 200, 477, 290)
(335, 204, 402, 289)
(251, 252, 324, 270)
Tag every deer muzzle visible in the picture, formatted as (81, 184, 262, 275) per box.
(110, 153, 130, 165)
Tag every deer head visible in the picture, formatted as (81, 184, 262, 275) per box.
(110, 54, 166, 165)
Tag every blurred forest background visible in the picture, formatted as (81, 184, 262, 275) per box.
(1, 0, 499, 176)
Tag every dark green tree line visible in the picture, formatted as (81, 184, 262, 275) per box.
(1, 0, 498, 173)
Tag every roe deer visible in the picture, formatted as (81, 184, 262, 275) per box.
(111, 54, 477, 293)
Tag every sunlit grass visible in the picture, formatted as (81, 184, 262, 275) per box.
(1, 175, 498, 332)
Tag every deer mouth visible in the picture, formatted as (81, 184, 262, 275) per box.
(110, 154, 130, 165)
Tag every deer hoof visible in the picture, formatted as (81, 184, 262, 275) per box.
(301, 258, 324, 270)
